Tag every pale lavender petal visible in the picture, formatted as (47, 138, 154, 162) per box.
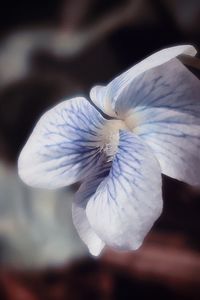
(18, 97, 108, 188)
(115, 59, 200, 185)
(83, 131, 162, 251)
(90, 45, 196, 117)
(72, 157, 111, 255)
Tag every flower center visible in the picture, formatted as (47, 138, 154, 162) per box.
(100, 120, 127, 161)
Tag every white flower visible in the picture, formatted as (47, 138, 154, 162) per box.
(18, 45, 200, 256)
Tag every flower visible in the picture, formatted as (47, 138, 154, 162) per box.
(18, 45, 200, 256)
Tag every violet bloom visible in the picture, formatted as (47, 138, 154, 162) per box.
(18, 45, 200, 255)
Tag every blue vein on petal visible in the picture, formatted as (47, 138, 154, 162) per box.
(116, 63, 200, 118)
(37, 99, 107, 181)
(91, 131, 151, 207)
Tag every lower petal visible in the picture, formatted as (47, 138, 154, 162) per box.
(84, 131, 162, 251)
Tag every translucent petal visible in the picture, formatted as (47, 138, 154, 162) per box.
(72, 157, 111, 255)
(72, 195, 105, 256)
(85, 131, 162, 251)
(115, 58, 200, 185)
(90, 45, 196, 117)
(18, 97, 108, 188)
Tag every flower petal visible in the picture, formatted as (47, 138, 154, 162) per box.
(84, 131, 162, 251)
(72, 157, 111, 255)
(90, 45, 196, 117)
(115, 58, 200, 185)
(72, 196, 105, 256)
(18, 97, 108, 188)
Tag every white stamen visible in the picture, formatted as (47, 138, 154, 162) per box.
(100, 120, 127, 161)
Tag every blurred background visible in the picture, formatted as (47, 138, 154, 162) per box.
(0, 0, 200, 299)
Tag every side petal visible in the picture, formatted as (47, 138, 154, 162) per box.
(85, 131, 162, 251)
(18, 97, 108, 188)
(90, 45, 196, 117)
(116, 58, 200, 185)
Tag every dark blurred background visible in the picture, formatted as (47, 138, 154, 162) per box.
(0, 0, 200, 299)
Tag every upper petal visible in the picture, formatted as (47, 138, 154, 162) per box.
(115, 58, 200, 185)
(18, 97, 108, 188)
(90, 45, 196, 117)
(85, 131, 162, 251)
